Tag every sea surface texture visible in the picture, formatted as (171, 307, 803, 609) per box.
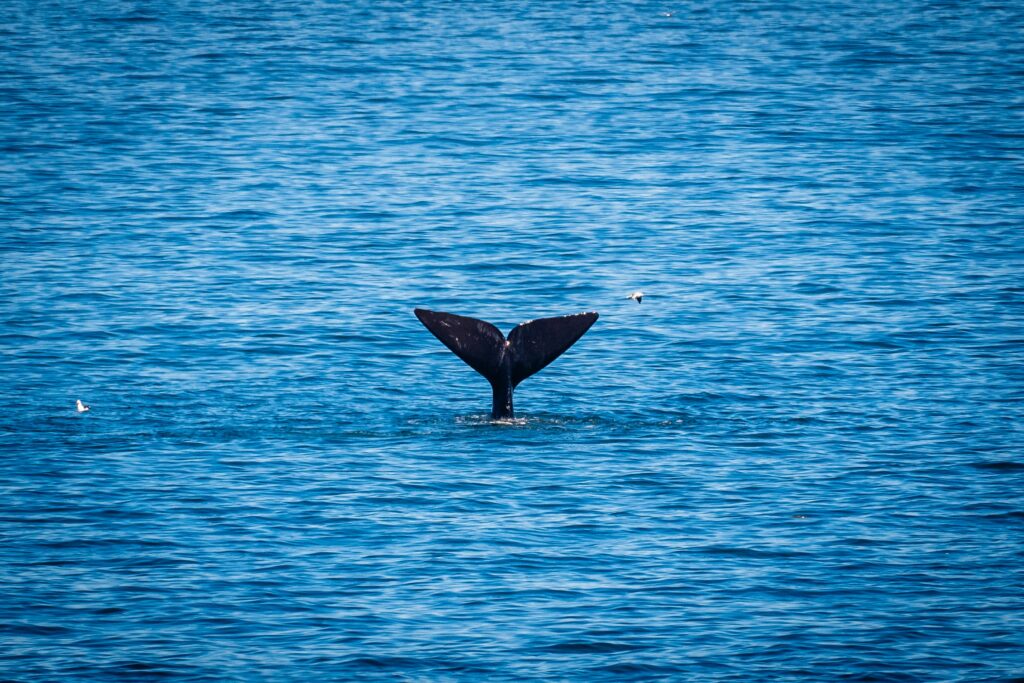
(2, 0, 1023, 680)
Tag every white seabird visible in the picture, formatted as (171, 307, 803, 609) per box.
(76, 399, 90, 413)
(628, 290, 644, 304)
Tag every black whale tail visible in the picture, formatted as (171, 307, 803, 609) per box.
(413, 308, 598, 419)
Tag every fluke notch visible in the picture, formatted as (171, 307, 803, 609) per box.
(414, 308, 598, 419)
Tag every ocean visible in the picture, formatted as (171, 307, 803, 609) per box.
(1, 0, 1022, 679)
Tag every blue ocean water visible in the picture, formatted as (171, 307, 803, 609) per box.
(2, 0, 1023, 679)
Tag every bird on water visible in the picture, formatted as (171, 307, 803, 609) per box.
(76, 399, 89, 413)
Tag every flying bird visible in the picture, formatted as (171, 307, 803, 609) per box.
(76, 399, 90, 413)
(628, 291, 644, 304)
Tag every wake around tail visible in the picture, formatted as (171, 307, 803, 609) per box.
(414, 308, 598, 419)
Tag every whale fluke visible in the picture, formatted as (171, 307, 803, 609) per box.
(414, 308, 598, 419)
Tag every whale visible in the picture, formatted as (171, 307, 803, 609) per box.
(414, 308, 598, 419)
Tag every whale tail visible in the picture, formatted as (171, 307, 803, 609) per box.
(414, 308, 598, 418)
